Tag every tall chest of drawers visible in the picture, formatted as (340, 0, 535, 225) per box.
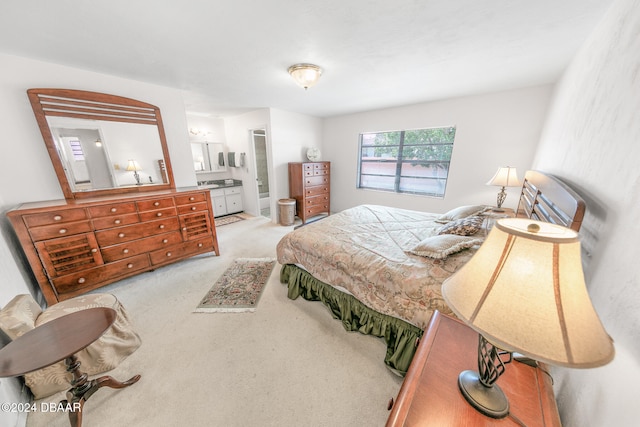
(8, 189, 219, 305)
(288, 162, 330, 224)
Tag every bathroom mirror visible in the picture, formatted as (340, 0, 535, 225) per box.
(191, 142, 227, 173)
(27, 88, 175, 200)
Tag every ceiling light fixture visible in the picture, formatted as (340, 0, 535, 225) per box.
(288, 63, 323, 90)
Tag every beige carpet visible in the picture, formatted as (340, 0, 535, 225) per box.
(26, 215, 403, 427)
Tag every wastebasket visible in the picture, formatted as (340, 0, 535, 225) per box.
(278, 199, 296, 226)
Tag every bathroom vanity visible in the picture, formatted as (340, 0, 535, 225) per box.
(198, 180, 244, 217)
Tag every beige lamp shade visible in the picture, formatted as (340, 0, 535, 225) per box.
(442, 218, 614, 368)
(126, 160, 142, 171)
(288, 63, 323, 89)
(486, 167, 521, 187)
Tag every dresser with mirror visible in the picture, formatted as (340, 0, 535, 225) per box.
(7, 89, 219, 305)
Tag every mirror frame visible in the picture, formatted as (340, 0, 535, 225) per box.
(27, 88, 176, 200)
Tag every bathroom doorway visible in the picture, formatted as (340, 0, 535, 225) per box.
(251, 129, 270, 218)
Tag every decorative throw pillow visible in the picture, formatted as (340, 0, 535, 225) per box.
(408, 235, 483, 259)
(436, 205, 489, 223)
(437, 215, 484, 236)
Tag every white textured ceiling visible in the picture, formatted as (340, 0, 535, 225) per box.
(0, 0, 613, 118)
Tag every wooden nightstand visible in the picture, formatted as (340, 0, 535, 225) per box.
(386, 311, 561, 427)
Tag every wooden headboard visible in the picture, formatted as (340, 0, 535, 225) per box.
(517, 170, 586, 232)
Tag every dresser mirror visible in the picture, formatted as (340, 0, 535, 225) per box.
(27, 88, 175, 199)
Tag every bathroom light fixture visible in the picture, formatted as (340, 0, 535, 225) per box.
(288, 63, 323, 89)
(95, 137, 102, 148)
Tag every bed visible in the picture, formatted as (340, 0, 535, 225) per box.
(276, 170, 586, 374)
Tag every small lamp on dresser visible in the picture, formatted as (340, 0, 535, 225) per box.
(126, 159, 143, 185)
(486, 167, 520, 212)
(442, 218, 614, 419)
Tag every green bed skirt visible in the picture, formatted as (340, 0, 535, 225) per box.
(280, 264, 423, 375)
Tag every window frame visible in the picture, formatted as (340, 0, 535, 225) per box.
(356, 126, 456, 198)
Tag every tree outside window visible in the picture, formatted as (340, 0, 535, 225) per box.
(357, 126, 456, 197)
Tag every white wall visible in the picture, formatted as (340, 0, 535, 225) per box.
(269, 108, 324, 215)
(323, 85, 553, 214)
(531, 0, 639, 425)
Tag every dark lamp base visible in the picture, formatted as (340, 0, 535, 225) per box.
(458, 370, 509, 419)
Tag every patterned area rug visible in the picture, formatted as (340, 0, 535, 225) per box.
(194, 258, 276, 313)
(215, 214, 246, 227)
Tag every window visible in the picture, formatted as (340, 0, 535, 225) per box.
(357, 126, 456, 198)
(67, 138, 86, 161)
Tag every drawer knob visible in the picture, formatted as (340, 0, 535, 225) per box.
(91, 248, 98, 253)
(59, 228, 67, 234)
(156, 212, 163, 217)
(127, 263, 134, 268)
(189, 197, 195, 201)
(111, 207, 117, 212)
(159, 224, 165, 229)
(154, 201, 160, 206)
(114, 219, 121, 224)
(78, 277, 86, 284)
(118, 233, 125, 238)
(163, 239, 168, 243)
(123, 249, 129, 254)
(166, 252, 172, 257)
(191, 206, 197, 211)
(198, 243, 203, 247)
(182, 227, 187, 231)
(53, 215, 62, 221)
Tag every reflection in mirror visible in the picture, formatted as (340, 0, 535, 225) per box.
(191, 142, 226, 173)
(28, 88, 175, 200)
(48, 117, 167, 192)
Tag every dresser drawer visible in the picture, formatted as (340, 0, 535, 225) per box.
(95, 217, 180, 246)
(175, 192, 207, 205)
(305, 194, 329, 206)
(23, 208, 87, 228)
(303, 204, 330, 217)
(139, 207, 177, 222)
(137, 197, 175, 211)
(88, 202, 137, 218)
(52, 254, 150, 294)
(101, 231, 182, 262)
(224, 187, 242, 196)
(177, 202, 209, 214)
(29, 220, 93, 241)
(179, 212, 213, 240)
(304, 175, 330, 187)
(92, 213, 140, 230)
(35, 233, 102, 277)
(305, 185, 329, 197)
(149, 237, 214, 266)
(303, 169, 329, 177)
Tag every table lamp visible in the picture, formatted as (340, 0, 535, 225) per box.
(126, 159, 143, 185)
(442, 218, 614, 418)
(486, 167, 521, 211)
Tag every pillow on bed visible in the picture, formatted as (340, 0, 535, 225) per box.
(437, 215, 484, 236)
(408, 234, 483, 259)
(436, 205, 489, 223)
